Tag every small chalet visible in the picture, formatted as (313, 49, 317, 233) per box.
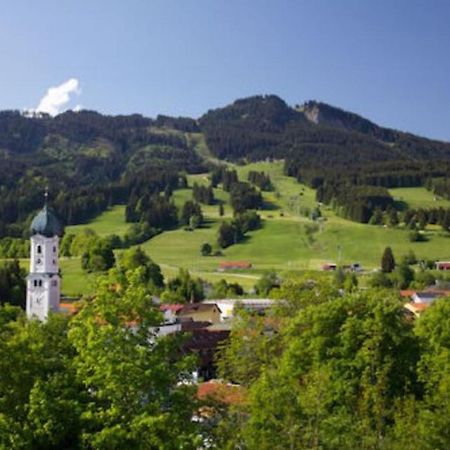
(402, 285, 450, 317)
(159, 304, 184, 324)
(178, 303, 222, 324)
(218, 261, 252, 271)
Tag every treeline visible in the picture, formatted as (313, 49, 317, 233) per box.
(217, 211, 262, 248)
(199, 95, 450, 223)
(192, 183, 214, 204)
(0, 110, 205, 238)
(247, 170, 273, 190)
(317, 183, 394, 223)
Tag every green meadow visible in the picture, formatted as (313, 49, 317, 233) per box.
(66, 205, 129, 237)
(18, 161, 450, 296)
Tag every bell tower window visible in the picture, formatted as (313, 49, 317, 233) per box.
(37, 245, 42, 254)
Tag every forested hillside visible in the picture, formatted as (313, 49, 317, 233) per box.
(0, 110, 205, 237)
(1, 94, 450, 240)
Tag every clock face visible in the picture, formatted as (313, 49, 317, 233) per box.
(35, 293, 43, 305)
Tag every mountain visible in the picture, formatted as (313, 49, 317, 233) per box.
(1, 95, 450, 236)
(199, 95, 450, 163)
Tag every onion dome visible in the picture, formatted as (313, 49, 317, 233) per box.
(30, 205, 64, 237)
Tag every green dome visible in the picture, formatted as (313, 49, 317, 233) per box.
(30, 205, 63, 237)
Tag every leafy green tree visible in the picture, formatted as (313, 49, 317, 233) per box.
(164, 268, 204, 302)
(209, 279, 243, 299)
(394, 260, 415, 289)
(119, 246, 164, 288)
(68, 268, 199, 449)
(200, 242, 212, 256)
(189, 214, 201, 230)
(369, 208, 383, 225)
(255, 270, 279, 296)
(369, 271, 394, 288)
(81, 238, 115, 273)
(0, 312, 83, 449)
(217, 221, 239, 248)
(239, 291, 419, 450)
(0, 259, 26, 308)
(388, 208, 399, 227)
(381, 246, 396, 273)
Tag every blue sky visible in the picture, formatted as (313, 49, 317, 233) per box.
(1, 0, 449, 140)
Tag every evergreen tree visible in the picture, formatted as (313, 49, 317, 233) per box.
(381, 246, 396, 273)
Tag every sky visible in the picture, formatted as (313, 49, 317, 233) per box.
(0, 0, 449, 141)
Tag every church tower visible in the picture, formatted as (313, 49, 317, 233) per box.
(26, 193, 64, 321)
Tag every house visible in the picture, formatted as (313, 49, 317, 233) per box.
(178, 303, 222, 324)
(404, 302, 431, 317)
(412, 291, 444, 304)
(321, 263, 337, 271)
(203, 298, 276, 321)
(159, 304, 184, 324)
(402, 285, 450, 317)
(435, 261, 450, 270)
(218, 261, 252, 271)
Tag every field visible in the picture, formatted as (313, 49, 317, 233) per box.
(389, 187, 450, 210)
(66, 205, 129, 237)
(16, 161, 450, 297)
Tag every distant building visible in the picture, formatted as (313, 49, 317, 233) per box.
(218, 261, 252, 271)
(435, 261, 450, 270)
(178, 303, 222, 324)
(321, 263, 337, 271)
(159, 304, 184, 324)
(203, 298, 276, 321)
(402, 286, 450, 317)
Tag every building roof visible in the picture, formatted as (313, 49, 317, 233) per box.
(30, 205, 63, 237)
(159, 304, 184, 313)
(197, 381, 247, 406)
(219, 261, 252, 269)
(400, 290, 416, 298)
(179, 303, 221, 315)
(404, 302, 431, 317)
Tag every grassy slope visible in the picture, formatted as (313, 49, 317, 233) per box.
(65, 205, 128, 237)
(24, 162, 450, 296)
(389, 187, 450, 210)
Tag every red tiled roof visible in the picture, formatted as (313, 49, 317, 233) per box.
(59, 302, 80, 315)
(197, 381, 247, 406)
(159, 304, 184, 313)
(404, 302, 431, 316)
(179, 303, 221, 314)
(219, 261, 252, 269)
(400, 290, 416, 298)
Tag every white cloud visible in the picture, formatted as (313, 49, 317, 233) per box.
(35, 78, 81, 116)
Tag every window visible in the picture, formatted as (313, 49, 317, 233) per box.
(38, 280, 42, 287)
(37, 245, 42, 254)
(53, 246, 56, 253)
(52, 280, 57, 287)
(33, 280, 37, 287)
(52, 259, 56, 265)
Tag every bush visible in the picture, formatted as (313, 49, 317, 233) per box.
(200, 242, 212, 256)
(408, 230, 427, 242)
